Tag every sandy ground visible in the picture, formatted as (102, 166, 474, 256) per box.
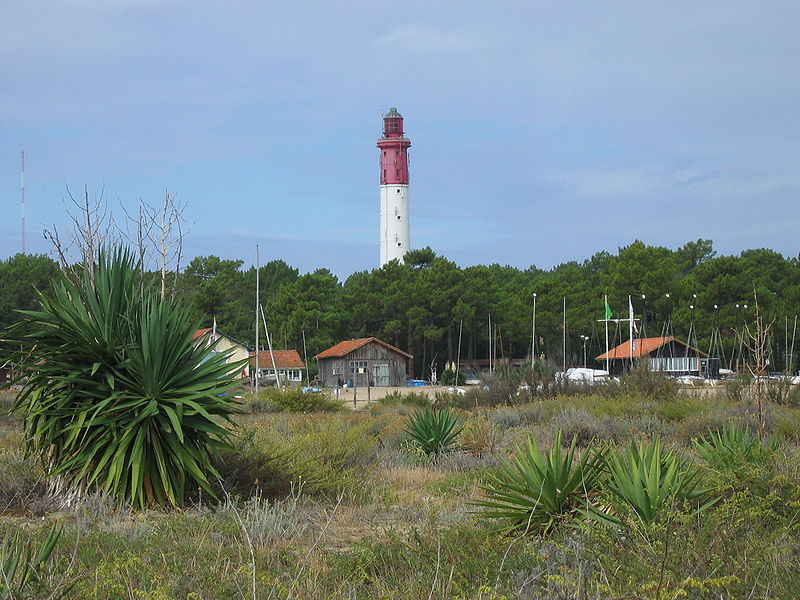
(324, 384, 445, 410)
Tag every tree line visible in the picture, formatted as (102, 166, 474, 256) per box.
(2, 239, 799, 378)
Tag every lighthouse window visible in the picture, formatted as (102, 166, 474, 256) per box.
(397, 215, 401, 220)
(396, 169, 400, 177)
(397, 242, 402, 247)
(396, 189, 400, 193)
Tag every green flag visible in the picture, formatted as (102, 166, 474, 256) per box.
(604, 298, 613, 320)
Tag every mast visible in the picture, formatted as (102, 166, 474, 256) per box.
(20, 151, 26, 254)
(254, 245, 260, 393)
(562, 296, 567, 372)
(604, 295, 610, 373)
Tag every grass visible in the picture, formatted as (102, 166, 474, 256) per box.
(2, 387, 800, 598)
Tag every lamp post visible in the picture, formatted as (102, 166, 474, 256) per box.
(580, 335, 590, 369)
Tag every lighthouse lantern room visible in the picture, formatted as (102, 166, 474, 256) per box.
(377, 107, 411, 266)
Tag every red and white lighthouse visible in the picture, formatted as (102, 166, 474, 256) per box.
(377, 107, 411, 266)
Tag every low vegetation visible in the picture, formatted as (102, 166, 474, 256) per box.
(2, 380, 800, 598)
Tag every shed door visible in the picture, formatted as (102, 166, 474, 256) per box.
(373, 363, 390, 387)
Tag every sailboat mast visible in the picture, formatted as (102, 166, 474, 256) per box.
(254, 245, 260, 393)
(604, 294, 610, 374)
(562, 296, 566, 372)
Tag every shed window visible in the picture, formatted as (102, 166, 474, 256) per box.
(349, 360, 368, 375)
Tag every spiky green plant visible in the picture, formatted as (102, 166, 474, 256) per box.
(404, 407, 463, 455)
(0, 525, 73, 599)
(693, 423, 779, 466)
(473, 431, 607, 535)
(8, 249, 245, 508)
(591, 438, 718, 527)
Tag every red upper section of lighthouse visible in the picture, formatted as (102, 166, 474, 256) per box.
(377, 107, 411, 185)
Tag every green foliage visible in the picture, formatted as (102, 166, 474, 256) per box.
(375, 391, 431, 408)
(8, 249, 243, 508)
(592, 438, 718, 527)
(0, 524, 73, 599)
(248, 387, 342, 413)
(216, 418, 376, 501)
(614, 366, 678, 400)
(404, 407, 463, 455)
(693, 423, 779, 466)
(474, 431, 606, 535)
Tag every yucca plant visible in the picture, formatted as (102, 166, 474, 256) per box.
(0, 525, 74, 599)
(7, 248, 245, 508)
(404, 407, 463, 455)
(693, 424, 779, 466)
(591, 438, 718, 528)
(473, 431, 607, 535)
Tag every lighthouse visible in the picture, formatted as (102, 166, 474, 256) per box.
(377, 107, 411, 266)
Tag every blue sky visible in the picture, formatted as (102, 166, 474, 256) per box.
(2, 1, 798, 278)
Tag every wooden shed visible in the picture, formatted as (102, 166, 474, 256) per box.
(314, 337, 412, 388)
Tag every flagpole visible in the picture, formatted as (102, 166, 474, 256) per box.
(628, 295, 634, 368)
(604, 295, 610, 373)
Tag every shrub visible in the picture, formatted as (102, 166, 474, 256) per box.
(693, 424, 780, 467)
(591, 438, 718, 527)
(8, 249, 243, 508)
(550, 408, 626, 446)
(404, 407, 463, 455)
(215, 419, 377, 501)
(473, 431, 606, 535)
(460, 418, 505, 456)
(616, 367, 678, 401)
(247, 387, 342, 413)
(0, 524, 74, 598)
(376, 391, 431, 408)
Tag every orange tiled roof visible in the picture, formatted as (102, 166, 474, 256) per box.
(314, 337, 412, 359)
(192, 328, 213, 340)
(596, 336, 707, 360)
(249, 350, 305, 369)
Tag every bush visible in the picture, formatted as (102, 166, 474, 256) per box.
(247, 387, 342, 413)
(215, 418, 377, 501)
(473, 431, 606, 535)
(615, 367, 678, 401)
(8, 249, 243, 508)
(405, 407, 463, 455)
(376, 391, 431, 408)
(460, 418, 505, 456)
(550, 408, 626, 446)
(591, 437, 718, 528)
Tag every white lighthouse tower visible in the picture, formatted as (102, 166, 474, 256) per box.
(378, 107, 411, 266)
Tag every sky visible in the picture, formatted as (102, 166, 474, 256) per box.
(2, 1, 799, 279)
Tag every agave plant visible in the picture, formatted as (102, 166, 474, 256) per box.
(0, 525, 74, 599)
(404, 407, 463, 455)
(473, 431, 607, 535)
(8, 248, 245, 508)
(693, 424, 779, 466)
(592, 438, 718, 528)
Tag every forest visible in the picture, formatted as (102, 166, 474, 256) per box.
(2, 238, 799, 379)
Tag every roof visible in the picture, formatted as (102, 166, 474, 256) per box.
(596, 336, 708, 360)
(384, 107, 402, 119)
(192, 327, 250, 349)
(192, 328, 212, 340)
(314, 337, 412, 360)
(250, 350, 305, 369)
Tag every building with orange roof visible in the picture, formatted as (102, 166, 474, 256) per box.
(192, 327, 251, 378)
(596, 336, 716, 377)
(249, 350, 306, 385)
(314, 337, 412, 387)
